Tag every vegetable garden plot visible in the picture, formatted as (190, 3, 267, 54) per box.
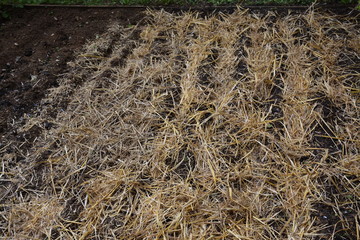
(1, 8, 359, 239)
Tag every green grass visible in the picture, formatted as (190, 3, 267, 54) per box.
(1, 0, 358, 5)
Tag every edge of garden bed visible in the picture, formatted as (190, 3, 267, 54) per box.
(2, 3, 359, 10)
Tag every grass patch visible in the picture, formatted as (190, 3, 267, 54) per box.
(1, 0, 359, 5)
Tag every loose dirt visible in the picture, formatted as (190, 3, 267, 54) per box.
(0, 6, 143, 149)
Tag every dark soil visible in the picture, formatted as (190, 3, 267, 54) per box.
(0, 6, 144, 151)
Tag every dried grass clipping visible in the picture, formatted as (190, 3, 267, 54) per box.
(1, 7, 359, 239)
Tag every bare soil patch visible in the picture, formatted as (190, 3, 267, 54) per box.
(0, 6, 143, 149)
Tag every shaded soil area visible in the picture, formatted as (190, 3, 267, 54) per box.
(0, 6, 144, 150)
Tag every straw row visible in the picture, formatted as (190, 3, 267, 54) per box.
(2, 8, 359, 239)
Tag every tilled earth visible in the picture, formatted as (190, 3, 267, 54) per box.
(0, 6, 143, 150)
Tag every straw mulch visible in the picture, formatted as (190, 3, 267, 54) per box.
(1, 7, 359, 239)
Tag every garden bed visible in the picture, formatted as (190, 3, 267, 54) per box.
(0, 6, 359, 239)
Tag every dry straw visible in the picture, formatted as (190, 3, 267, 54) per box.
(1, 7, 359, 239)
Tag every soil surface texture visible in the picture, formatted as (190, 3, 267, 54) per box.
(0, 6, 143, 149)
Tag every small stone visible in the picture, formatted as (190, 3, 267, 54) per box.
(30, 75, 38, 81)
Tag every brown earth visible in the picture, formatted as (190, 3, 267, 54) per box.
(0, 6, 144, 151)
